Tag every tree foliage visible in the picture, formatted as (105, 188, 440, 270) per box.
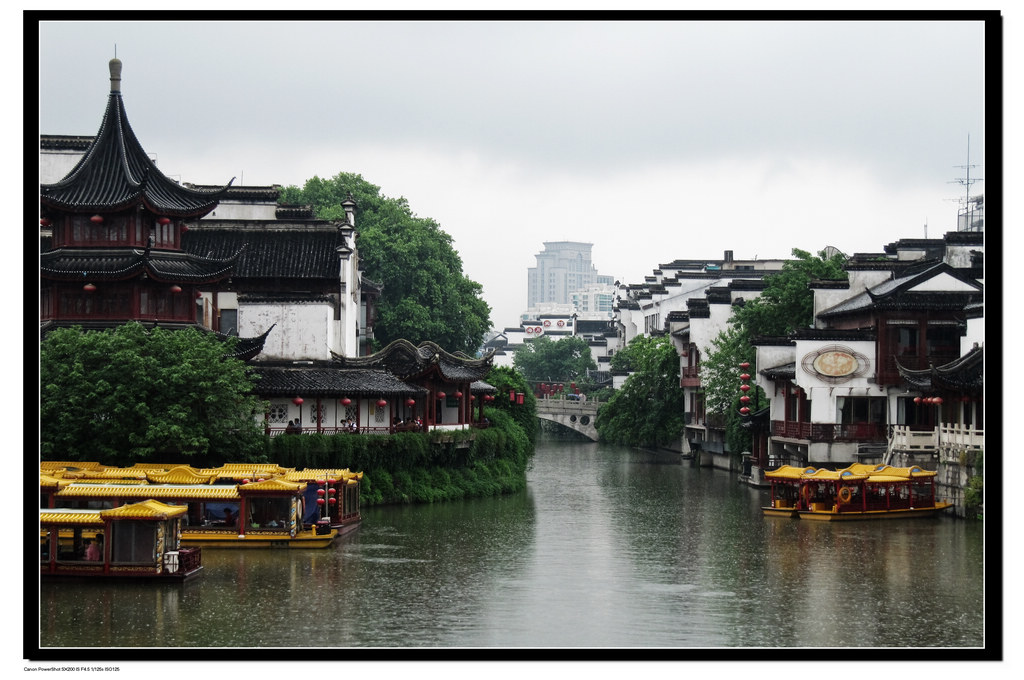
(512, 335, 597, 385)
(731, 247, 847, 338)
(595, 335, 685, 448)
(700, 248, 845, 453)
(280, 172, 491, 355)
(40, 323, 267, 466)
(483, 365, 538, 444)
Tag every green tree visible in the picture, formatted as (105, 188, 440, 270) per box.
(512, 335, 597, 385)
(700, 248, 846, 453)
(731, 247, 847, 338)
(280, 172, 491, 354)
(596, 335, 685, 448)
(40, 323, 267, 466)
(484, 365, 538, 444)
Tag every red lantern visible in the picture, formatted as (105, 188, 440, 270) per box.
(170, 284, 183, 294)
(455, 391, 463, 398)
(913, 397, 921, 404)
(340, 397, 351, 406)
(377, 399, 387, 407)
(437, 392, 446, 399)
(510, 389, 516, 402)
(328, 488, 336, 496)
(83, 283, 97, 292)
(242, 479, 250, 485)
(316, 498, 325, 506)
(40, 217, 51, 227)
(317, 489, 326, 497)
(517, 393, 525, 405)
(157, 217, 171, 225)
(293, 397, 304, 405)
(740, 384, 751, 392)
(739, 407, 750, 415)
(933, 397, 943, 405)
(328, 497, 337, 505)
(406, 398, 416, 406)
(740, 373, 750, 381)
(181, 225, 189, 232)
(90, 214, 104, 224)
(740, 395, 751, 404)
(739, 362, 750, 369)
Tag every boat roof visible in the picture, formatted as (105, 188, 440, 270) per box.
(55, 483, 241, 500)
(843, 463, 937, 479)
(763, 465, 817, 480)
(40, 500, 187, 524)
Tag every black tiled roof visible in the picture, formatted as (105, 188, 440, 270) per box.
(334, 339, 494, 382)
(40, 247, 240, 283)
(250, 365, 426, 397)
(896, 346, 984, 393)
(183, 229, 344, 279)
(760, 362, 796, 380)
(40, 63, 231, 217)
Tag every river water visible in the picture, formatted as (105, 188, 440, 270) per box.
(36, 439, 986, 652)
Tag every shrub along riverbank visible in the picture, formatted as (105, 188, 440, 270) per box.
(267, 408, 534, 506)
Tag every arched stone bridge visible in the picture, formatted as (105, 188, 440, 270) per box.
(535, 398, 600, 441)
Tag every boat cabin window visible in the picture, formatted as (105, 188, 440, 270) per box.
(109, 521, 157, 564)
(201, 502, 240, 527)
(247, 497, 292, 530)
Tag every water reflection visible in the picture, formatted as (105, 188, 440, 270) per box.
(37, 439, 984, 649)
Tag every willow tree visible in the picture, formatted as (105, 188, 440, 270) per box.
(280, 172, 491, 355)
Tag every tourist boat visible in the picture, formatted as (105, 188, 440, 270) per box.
(761, 465, 816, 517)
(42, 462, 369, 548)
(763, 463, 953, 521)
(40, 500, 202, 580)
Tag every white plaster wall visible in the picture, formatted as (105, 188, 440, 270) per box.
(240, 302, 338, 361)
(203, 201, 278, 221)
(963, 317, 984, 354)
(40, 152, 84, 184)
(794, 338, 878, 425)
(909, 273, 979, 293)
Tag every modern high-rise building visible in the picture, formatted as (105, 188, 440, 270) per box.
(527, 241, 613, 311)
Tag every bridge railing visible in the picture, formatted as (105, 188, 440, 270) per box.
(535, 397, 600, 415)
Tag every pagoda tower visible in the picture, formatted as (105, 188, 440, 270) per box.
(40, 58, 241, 331)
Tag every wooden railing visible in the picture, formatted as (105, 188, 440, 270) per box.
(265, 423, 488, 437)
(178, 547, 201, 573)
(771, 421, 886, 442)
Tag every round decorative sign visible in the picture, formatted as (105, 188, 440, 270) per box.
(800, 344, 870, 384)
(811, 350, 859, 378)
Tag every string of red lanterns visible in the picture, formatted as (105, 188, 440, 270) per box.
(739, 362, 752, 415)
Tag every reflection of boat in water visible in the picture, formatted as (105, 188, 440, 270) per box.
(763, 463, 954, 521)
(41, 462, 363, 548)
(40, 500, 203, 580)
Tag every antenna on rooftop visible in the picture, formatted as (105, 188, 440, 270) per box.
(947, 134, 983, 231)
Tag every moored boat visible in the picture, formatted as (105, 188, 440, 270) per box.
(763, 463, 953, 520)
(40, 462, 367, 548)
(40, 500, 202, 580)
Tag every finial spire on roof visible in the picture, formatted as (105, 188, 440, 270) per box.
(109, 57, 122, 93)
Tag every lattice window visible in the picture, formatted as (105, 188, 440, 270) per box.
(268, 404, 289, 424)
(308, 404, 325, 425)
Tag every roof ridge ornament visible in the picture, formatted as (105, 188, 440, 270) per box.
(109, 57, 122, 93)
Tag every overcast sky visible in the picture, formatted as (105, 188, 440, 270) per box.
(35, 16, 989, 330)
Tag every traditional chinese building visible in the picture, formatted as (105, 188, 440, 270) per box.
(40, 58, 240, 333)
